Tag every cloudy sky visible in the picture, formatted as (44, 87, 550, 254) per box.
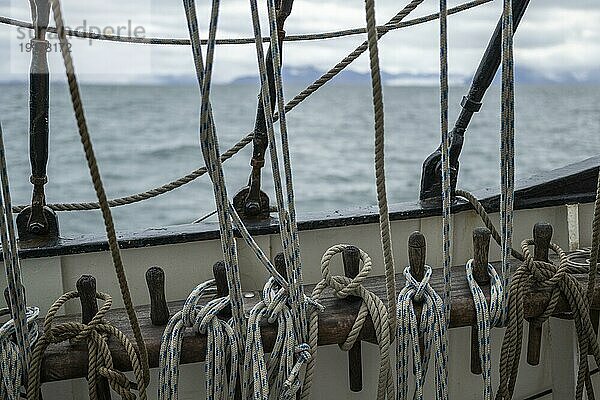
(1, 0, 599, 83)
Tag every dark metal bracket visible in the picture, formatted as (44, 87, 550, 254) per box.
(17, 0, 59, 242)
(419, 0, 531, 203)
(233, 0, 294, 220)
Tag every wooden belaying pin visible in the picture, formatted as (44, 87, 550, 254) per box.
(341, 245, 363, 392)
(212, 260, 232, 319)
(273, 252, 289, 283)
(76, 275, 111, 400)
(145, 266, 170, 326)
(408, 231, 427, 363)
(470, 227, 491, 375)
(527, 222, 553, 366)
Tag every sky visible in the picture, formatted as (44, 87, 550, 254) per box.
(1, 0, 599, 84)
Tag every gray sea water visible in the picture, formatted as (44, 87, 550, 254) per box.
(0, 83, 599, 236)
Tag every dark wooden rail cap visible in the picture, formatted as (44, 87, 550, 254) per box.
(470, 227, 491, 375)
(408, 231, 426, 282)
(527, 222, 553, 366)
(76, 275, 111, 400)
(342, 245, 363, 392)
(145, 267, 170, 326)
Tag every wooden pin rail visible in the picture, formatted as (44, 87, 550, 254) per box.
(38, 256, 599, 383)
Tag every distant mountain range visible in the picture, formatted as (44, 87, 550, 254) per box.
(228, 65, 600, 86)
(3, 65, 599, 86)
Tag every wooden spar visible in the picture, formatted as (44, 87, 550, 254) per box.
(470, 227, 491, 375)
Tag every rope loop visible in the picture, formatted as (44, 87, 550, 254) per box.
(27, 292, 147, 400)
(521, 239, 568, 290)
(320, 244, 372, 299)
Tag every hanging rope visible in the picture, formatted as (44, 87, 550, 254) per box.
(242, 277, 305, 400)
(499, 0, 515, 323)
(496, 240, 600, 400)
(439, 0, 452, 323)
(301, 244, 392, 400)
(27, 291, 147, 400)
(0, 0, 491, 47)
(397, 266, 448, 400)
(465, 260, 503, 400)
(158, 280, 237, 400)
(0, 122, 31, 384)
(44, 0, 150, 386)
(0, 307, 38, 400)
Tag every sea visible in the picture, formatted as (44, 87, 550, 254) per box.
(0, 82, 599, 236)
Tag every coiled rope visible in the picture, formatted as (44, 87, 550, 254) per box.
(27, 291, 147, 400)
(0, 0, 491, 47)
(496, 240, 600, 400)
(0, 307, 38, 400)
(11, 0, 490, 215)
(397, 266, 448, 400)
(158, 280, 237, 400)
(465, 260, 503, 400)
(301, 245, 392, 400)
(42, 0, 150, 388)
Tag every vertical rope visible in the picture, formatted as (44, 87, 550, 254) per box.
(364, 0, 397, 335)
(0, 124, 30, 375)
(499, 0, 515, 321)
(46, 0, 149, 384)
(439, 0, 452, 324)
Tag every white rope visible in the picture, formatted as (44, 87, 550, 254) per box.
(397, 266, 448, 400)
(158, 280, 238, 400)
(465, 260, 503, 400)
(0, 122, 30, 378)
(0, 307, 38, 400)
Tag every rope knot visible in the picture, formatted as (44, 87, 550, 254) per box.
(320, 244, 372, 299)
(522, 239, 568, 291)
(403, 265, 432, 303)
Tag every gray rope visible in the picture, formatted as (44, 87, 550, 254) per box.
(0, 307, 38, 400)
(397, 266, 448, 400)
(439, 0, 452, 324)
(0, 0, 491, 47)
(0, 122, 31, 378)
(499, 0, 515, 323)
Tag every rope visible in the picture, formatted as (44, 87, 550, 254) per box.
(439, 0, 452, 324)
(397, 266, 448, 400)
(11, 0, 462, 215)
(158, 280, 237, 400)
(45, 0, 150, 385)
(242, 277, 305, 400)
(301, 245, 393, 400)
(465, 260, 503, 400)
(0, 0, 491, 47)
(27, 291, 147, 400)
(587, 169, 600, 306)
(364, 0, 397, 337)
(499, 0, 516, 323)
(0, 307, 38, 400)
(496, 240, 600, 400)
(0, 122, 31, 381)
